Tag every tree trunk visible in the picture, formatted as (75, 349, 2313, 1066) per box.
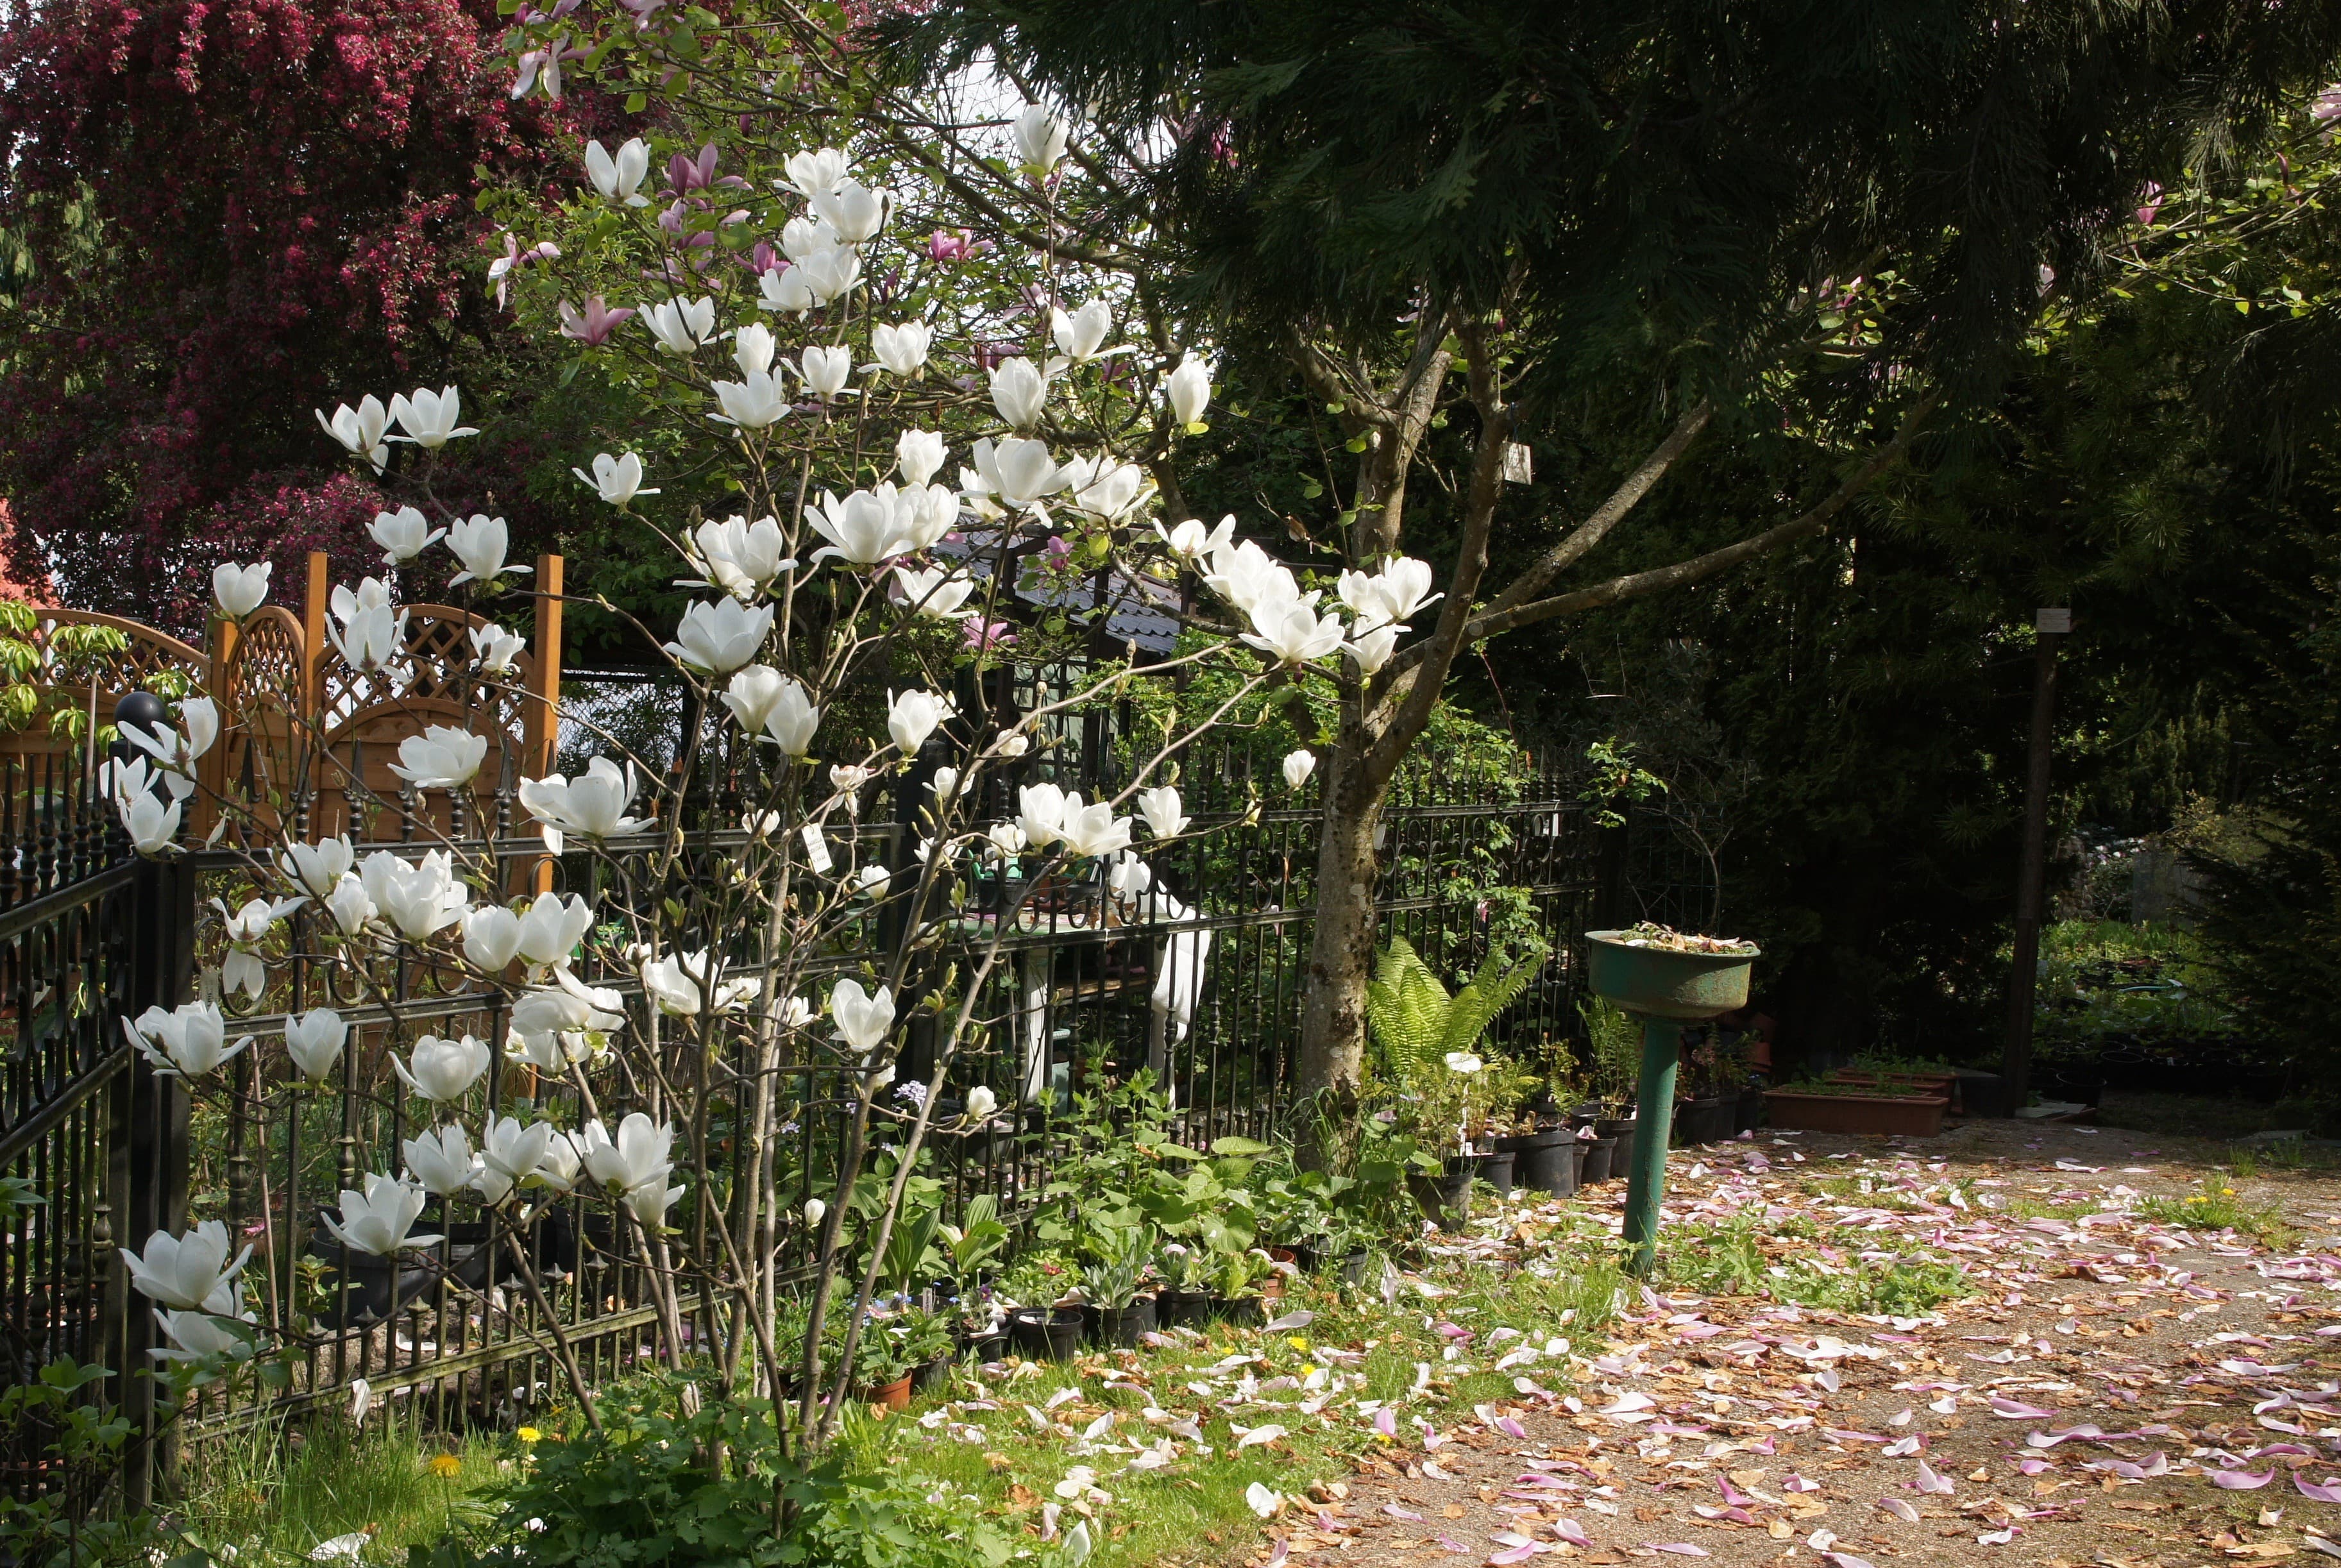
(1296, 752, 1385, 1167)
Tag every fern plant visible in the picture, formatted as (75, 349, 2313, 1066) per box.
(1367, 937, 1547, 1143)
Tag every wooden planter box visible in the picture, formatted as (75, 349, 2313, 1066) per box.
(1827, 1070, 1957, 1100)
(1764, 1089, 1948, 1138)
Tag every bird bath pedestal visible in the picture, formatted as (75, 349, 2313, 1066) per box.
(1585, 930, 1759, 1277)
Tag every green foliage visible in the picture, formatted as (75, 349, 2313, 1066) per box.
(1366, 936, 1546, 1140)
(0, 1358, 147, 1567)
(1577, 997, 1639, 1110)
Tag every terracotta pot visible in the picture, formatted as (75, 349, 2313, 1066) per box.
(863, 1374, 912, 1410)
(1827, 1070, 1956, 1099)
(1763, 1089, 1948, 1138)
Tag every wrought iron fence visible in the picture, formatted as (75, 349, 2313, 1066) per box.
(1, 718, 1699, 1512)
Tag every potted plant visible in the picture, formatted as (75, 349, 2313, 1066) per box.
(1579, 995, 1641, 1168)
(1210, 1245, 1274, 1325)
(1367, 934, 1548, 1212)
(1762, 1076, 1950, 1138)
(1828, 1052, 1958, 1100)
(1080, 1226, 1157, 1347)
(899, 1304, 958, 1392)
(1154, 1242, 1215, 1326)
(940, 1195, 1010, 1355)
(834, 1313, 915, 1408)
(1673, 1033, 1734, 1146)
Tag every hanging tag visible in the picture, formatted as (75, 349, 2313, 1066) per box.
(1501, 442, 1534, 484)
(800, 823, 834, 874)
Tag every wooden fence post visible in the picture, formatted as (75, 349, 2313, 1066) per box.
(524, 555, 564, 892)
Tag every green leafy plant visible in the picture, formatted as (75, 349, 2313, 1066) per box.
(1079, 1224, 1152, 1310)
(1367, 936, 1548, 1142)
(1579, 997, 1640, 1111)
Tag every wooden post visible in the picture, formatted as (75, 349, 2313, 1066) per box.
(2002, 608, 2069, 1109)
(523, 554, 564, 893)
(302, 550, 330, 714)
(302, 550, 331, 835)
(197, 607, 238, 836)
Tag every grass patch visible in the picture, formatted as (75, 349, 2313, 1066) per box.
(2135, 1177, 2293, 1247)
(173, 1414, 503, 1564)
(1655, 1213, 1974, 1316)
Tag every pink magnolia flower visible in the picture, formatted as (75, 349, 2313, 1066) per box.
(558, 296, 636, 346)
(927, 228, 993, 263)
(964, 619, 1017, 652)
(666, 144, 719, 194)
(488, 232, 560, 307)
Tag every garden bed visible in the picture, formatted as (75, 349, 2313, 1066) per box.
(1764, 1086, 1948, 1136)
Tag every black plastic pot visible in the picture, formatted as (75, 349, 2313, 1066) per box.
(1009, 1307, 1085, 1362)
(1516, 1133, 1576, 1197)
(1674, 1097, 1729, 1147)
(1089, 1297, 1157, 1348)
(1736, 1087, 1766, 1134)
(2035, 1069, 2104, 1108)
(1214, 1295, 1266, 1326)
(1599, 1117, 1638, 1174)
(1579, 1136, 1618, 1185)
(1473, 1151, 1516, 1196)
(957, 1324, 1009, 1363)
(307, 1220, 437, 1327)
(1340, 1249, 1373, 1287)
(1408, 1161, 1476, 1230)
(911, 1355, 953, 1392)
(1156, 1289, 1214, 1328)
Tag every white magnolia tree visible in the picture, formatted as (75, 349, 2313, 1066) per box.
(105, 84, 1439, 1454)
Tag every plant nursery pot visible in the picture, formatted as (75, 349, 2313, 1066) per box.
(911, 1356, 953, 1393)
(1010, 1307, 1086, 1362)
(1584, 930, 1758, 1021)
(1598, 1117, 1638, 1174)
(1157, 1289, 1215, 1328)
(1340, 1249, 1373, 1287)
(1736, 1086, 1767, 1133)
(1672, 1097, 1729, 1147)
(1408, 1162, 1476, 1230)
(1473, 1151, 1516, 1195)
(1762, 1089, 1950, 1138)
(2034, 1069, 2104, 1108)
(1089, 1297, 1157, 1349)
(1952, 1070, 2013, 1119)
(862, 1374, 913, 1410)
(1578, 1136, 1618, 1185)
(308, 1218, 439, 1326)
(1516, 1137, 1576, 1197)
(957, 1326, 1009, 1362)
(1495, 1126, 1568, 1155)
(1215, 1295, 1266, 1326)
(1261, 1272, 1285, 1301)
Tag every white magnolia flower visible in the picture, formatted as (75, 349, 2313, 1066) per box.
(394, 1033, 491, 1102)
(894, 564, 977, 620)
(829, 763, 871, 801)
(887, 688, 953, 754)
(775, 996, 818, 1031)
(1106, 851, 1153, 901)
(1154, 514, 1235, 563)
(972, 437, 1065, 509)
(996, 730, 1031, 759)
(1167, 355, 1212, 426)
(985, 822, 1029, 861)
(123, 1220, 251, 1312)
(1058, 799, 1135, 859)
(929, 766, 960, 804)
(125, 1001, 248, 1080)
(756, 674, 825, 755)
(854, 863, 893, 898)
(280, 835, 355, 900)
(964, 1086, 999, 1120)
(446, 514, 528, 588)
(151, 1306, 257, 1365)
(870, 321, 933, 377)
(508, 968, 626, 1063)
(359, 848, 467, 941)
(324, 1172, 437, 1255)
(462, 904, 524, 972)
(512, 891, 593, 972)
(577, 1113, 675, 1194)
(732, 321, 777, 377)
(388, 385, 478, 448)
(803, 1197, 827, 1227)
(779, 214, 840, 261)
(1205, 538, 1300, 621)
(711, 369, 791, 430)
(829, 979, 896, 1056)
(1135, 786, 1190, 839)
(283, 1008, 347, 1081)
(472, 1115, 558, 1206)
(720, 664, 792, 731)
(212, 561, 271, 619)
(806, 487, 916, 566)
(389, 725, 488, 790)
(1346, 625, 1399, 675)
(665, 598, 773, 673)
(759, 246, 860, 312)
(623, 1172, 686, 1227)
(533, 1128, 582, 1192)
(1016, 782, 1068, 849)
(117, 784, 180, 856)
(472, 621, 526, 674)
(1339, 555, 1442, 629)
(798, 345, 853, 399)
(684, 515, 794, 600)
(574, 451, 657, 507)
(328, 598, 408, 674)
(1283, 749, 1317, 789)
(1065, 457, 1147, 520)
(896, 429, 947, 489)
(317, 396, 391, 471)
(641, 950, 757, 1017)
(811, 177, 886, 242)
(401, 1124, 478, 1197)
(213, 895, 299, 1000)
(1244, 600, 1348, 666)
(323, 873, 375, 937)
(990, 356, 1048, 428)
(1444, 1051, 1484, 1075)
(1050, 299, 1113, 364)
(779, 146, 850, 198)
(1013, 105, 1069, 175)
(584, 136, 651, 205)
(368, 505, 443, 565)
(519, 757, 650, 853)
(643, 296, 718, 354)
(120, 696, 217, 773)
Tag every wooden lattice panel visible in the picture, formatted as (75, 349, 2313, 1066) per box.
(0, 610, 208, 766)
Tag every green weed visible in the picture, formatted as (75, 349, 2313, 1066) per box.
(2136, 1177, 2292, 1247)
